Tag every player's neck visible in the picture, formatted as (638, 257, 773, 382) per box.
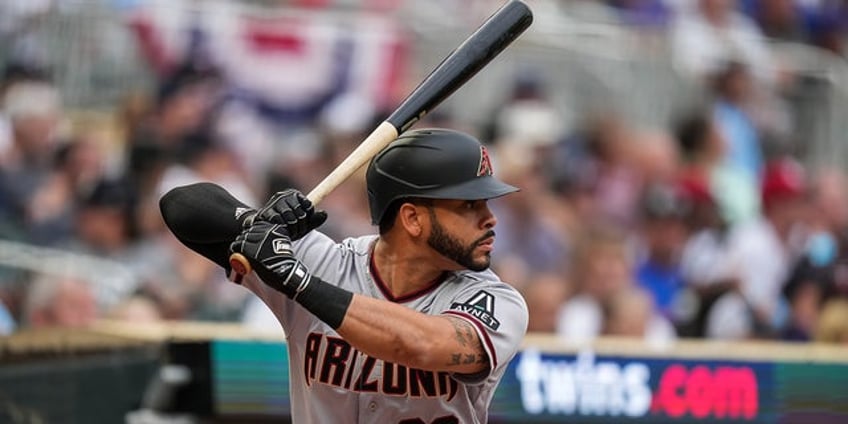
(372, 237, 446, 298)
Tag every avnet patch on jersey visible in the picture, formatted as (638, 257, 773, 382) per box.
(450, 290, 500, 330)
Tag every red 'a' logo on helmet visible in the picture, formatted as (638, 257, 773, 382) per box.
(477, 146, 493, 176)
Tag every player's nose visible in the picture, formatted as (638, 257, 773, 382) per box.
(481, 202, 496, 229)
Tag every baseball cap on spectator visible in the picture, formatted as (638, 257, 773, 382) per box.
(761, 156, 807, 210)
(80, 177, 135, 210)
(678, 174, 714, 206)
(640, 182, 691, 220)
(3, 81, 60, 120)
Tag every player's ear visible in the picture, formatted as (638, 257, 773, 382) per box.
(397, 201, 426, 237)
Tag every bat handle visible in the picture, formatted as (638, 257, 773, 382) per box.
(228, 122, 399, 277)
(307, 121, 399, 204)
(229, 253, 252, 277)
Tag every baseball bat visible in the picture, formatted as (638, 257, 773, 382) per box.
(229, 0, 533, 276)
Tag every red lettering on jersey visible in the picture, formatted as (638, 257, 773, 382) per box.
(477, 146, 493, 176)
(409, 368, 438, 397)
(319, 336, 352, 386)
(304, 333, 322, 386)
(302, 333, 459, 401)
(355, 356, 379, 392)
(344, 349, 359, 390)
(383, 362, 408, 395)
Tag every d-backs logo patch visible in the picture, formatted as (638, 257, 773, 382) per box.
(477, 146, 493, 177)
(450, 290, 500, 330)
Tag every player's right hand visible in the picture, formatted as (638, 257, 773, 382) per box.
(254, 189, 328, 241)
(230, 222, 312, 299)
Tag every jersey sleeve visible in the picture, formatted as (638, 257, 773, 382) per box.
(290, 231, 365, 287)
(440, 280, 528, 384)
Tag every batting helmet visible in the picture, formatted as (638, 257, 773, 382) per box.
(366, 128, 518, 225)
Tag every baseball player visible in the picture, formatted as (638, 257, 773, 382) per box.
(160, 128, 529, 423)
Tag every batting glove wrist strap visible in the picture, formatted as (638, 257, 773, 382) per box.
(230, 222, 352, 328)
(294, 276, 353, 330)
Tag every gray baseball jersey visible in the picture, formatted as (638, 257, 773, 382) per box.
(240, 230, 528, 424)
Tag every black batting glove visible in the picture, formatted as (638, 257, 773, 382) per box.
(230, 222, 312, 299)
(253, 189, 328, 241)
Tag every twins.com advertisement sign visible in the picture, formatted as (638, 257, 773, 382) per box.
(489, 349, 848, 424)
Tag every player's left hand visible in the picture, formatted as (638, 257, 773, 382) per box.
(254, 189, 328, 241)
(230, 222, 312, 298)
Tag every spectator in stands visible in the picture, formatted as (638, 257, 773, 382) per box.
(489, 129, 571, 274)
(556, 225, 640, 343)
(606, 0, 673, 27)
(677, 175, 740, 337)
(107, 294, 163, 324)
(68, 177, 138, 259)
(633, 129, 683, 186)
(0, 63, 49, 158)
(570, 112, 645, 228)
(707, 156, 810, 339)
(154, 131, 258, 226)
(814, 299, 848, 344)
(744, 0, 814, 43)
(633, 182, 691, 323)
(26, 135, 108, 246)
(781, 257, 831, 341)
(808, 167, 848, 247)
(481, 69, 559, 146)
(57, 176, 155, 310)
(603, 285, 677, 344)
(780, 166, 848, 340)
(808, 4, 848, 56)
(136, 220, 249, 322)
(675, 108, 759, 226)
(124, 62, 223, 213)
(522, 272, 571, 333)
(671, 0, 775, 85)
(22, 273, 98, 329)
(0, 80, 63, 241)
(711, 61, 764, 181)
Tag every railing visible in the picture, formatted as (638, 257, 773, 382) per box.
(0, 240, 140, 311)
(3, 1, 846, 167)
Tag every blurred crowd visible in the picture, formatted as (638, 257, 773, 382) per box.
(0, 0, 848, 349)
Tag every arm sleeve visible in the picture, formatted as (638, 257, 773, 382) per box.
(159, 182, 255, 270)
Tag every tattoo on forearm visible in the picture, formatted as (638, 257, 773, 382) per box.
(447, 353, 488, 367)
(444, 317, 489, 367)
(449, 317, 476, 347)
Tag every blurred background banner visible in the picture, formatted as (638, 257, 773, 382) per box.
(2, 0, 848, 422)
(127, 0, 408, 124)
(6, 325, 847, 423)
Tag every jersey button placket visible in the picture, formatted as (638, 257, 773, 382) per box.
(368, 401, 377, 411)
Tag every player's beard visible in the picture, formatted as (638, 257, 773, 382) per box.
(427, 211, 494, 272)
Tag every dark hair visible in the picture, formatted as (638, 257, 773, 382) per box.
(378, 198, 433, 235)
(675, 111, 712, 161)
